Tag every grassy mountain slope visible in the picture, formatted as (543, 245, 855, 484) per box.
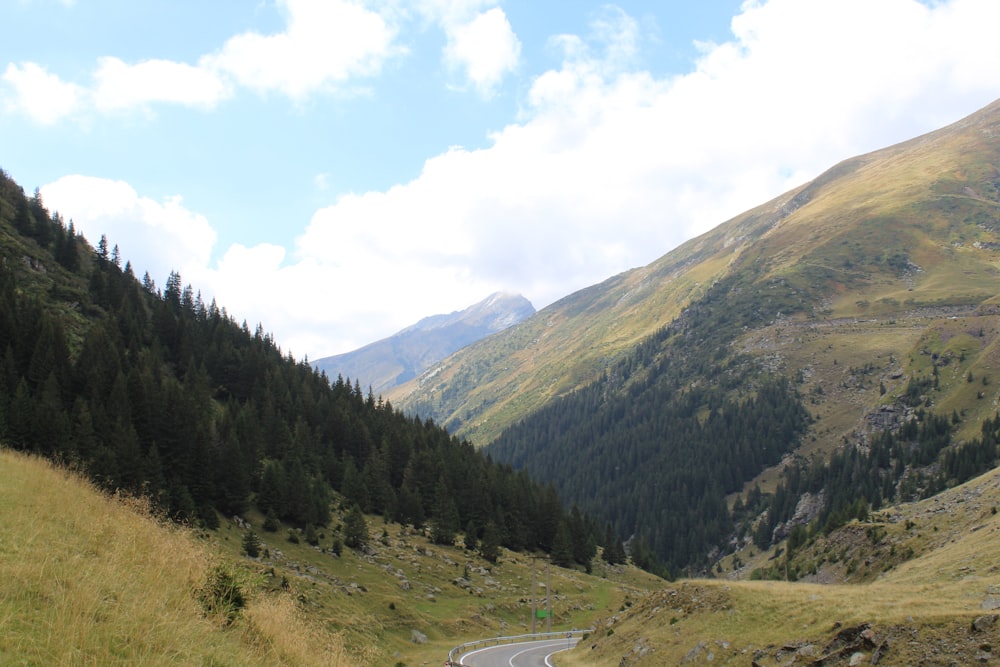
(0, 448, 354, 666)
(391, 98, 1000, 450)
(560, 465, 1000, 666)
(0, 447, 661, 666)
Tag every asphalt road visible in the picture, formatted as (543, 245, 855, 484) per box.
(457, 637, 581, 667)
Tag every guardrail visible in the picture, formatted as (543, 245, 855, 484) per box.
(446, 628, 594, 666)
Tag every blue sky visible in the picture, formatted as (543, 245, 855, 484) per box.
(3, 0, 1000, 359)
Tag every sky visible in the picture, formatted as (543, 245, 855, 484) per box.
(3, 0, 1000, 360)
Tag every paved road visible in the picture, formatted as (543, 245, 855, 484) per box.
(458, 637, 580, 667)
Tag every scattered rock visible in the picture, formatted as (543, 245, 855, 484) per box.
(982, 596, 1000, 611)
(871, 640, 890, 664)
(682, 640, 706, 663)
(410, 629, 428, 644)
(973, 615, 999, 633)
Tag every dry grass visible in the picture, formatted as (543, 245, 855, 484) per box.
(0, 448, 355, 666)
(560, 467, 1000, 666)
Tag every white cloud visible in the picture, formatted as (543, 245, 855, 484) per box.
(2, 62, 84, 124)
(92, 57, 231, 112)
(40, 175, 217, 286)
(204, 0, 400, 99)
(291, 0, 1000, 354)
(442, 7, 520, 97)
(30, 0, 1000, 358)
(4, 0, 400, 122)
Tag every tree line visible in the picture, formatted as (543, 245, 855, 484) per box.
(0, 168, 599, 569)
(746, 408, 1000, 550)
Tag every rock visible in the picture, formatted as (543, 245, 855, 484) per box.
(973, 614, 999, 632)
(796, 644, 817, 658)
(849, 652, 865, 666)
(982, 596, 1000, 610)
(411, 629, 428, 644)
(682, 641, 706, 664)
(871, 641, 890, 664)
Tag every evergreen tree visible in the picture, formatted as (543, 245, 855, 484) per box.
(550, 521, 574, 568)
(463, 520, 479, 551)
(479, 520, 502, 564)
(242, 530, 261, 558)
(343, 504, 368, 550)
(431, 475, 460, 546)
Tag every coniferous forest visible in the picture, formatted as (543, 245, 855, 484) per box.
(0, 168, 596, 567)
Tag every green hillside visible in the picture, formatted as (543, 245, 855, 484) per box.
(0, 164, 609, 570)
(392, 98, 1000, 573)
(391, 98, 1000, 449)
(0, 447, 664, 665)
(561, 465, 1000, 666)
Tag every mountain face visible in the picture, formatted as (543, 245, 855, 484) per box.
(392, 98, 1000, 446)
(390, 99, 1000, 569)
(312, 292, 534, 395)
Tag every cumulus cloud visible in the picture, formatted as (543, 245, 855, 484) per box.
(40, 175, 217, 286)
(204, 0, 400, 99)
(2, 62, 85, 124)
(291, 0, 1000, 351)
(3, 0, 401, 121)
(92, 57, 231, 112)
(442, 7, 521, 97)
(33, 0, 1000, 357)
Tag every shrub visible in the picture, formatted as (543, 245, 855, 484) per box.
(242, 530, 261, 558)
(198, 563, 251, 625)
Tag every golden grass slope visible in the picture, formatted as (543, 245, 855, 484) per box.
(0, 448, 354, 666)
(559, 466, 1000, 666)
(0, 446, 666, 666)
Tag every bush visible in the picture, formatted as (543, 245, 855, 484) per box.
(242, 530, 261, 558)
(198, 563, 251, 625)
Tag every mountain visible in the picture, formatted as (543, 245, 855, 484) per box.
(390, 98, 1000, 448)
(0, 166, 596, 574)
(312, 292, 534, 394)
(390, 98, 1000, 570)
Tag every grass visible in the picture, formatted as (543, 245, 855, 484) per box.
(559, 465, 1000, 666)
(0, 446, 662, 665)
(0, 448, 354, 666)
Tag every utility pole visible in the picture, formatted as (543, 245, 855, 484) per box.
(530, 557, 537, 634)
(546, 559, 552, 634)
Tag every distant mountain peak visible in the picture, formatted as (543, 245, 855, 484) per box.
(312, 292, 535, 394)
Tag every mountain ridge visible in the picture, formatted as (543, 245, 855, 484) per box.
(390, 97, 1000, 447)
(312, 291, 534, 395)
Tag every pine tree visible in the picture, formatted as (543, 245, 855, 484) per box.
(242, 530, 261, 558)
(550, 521, 574, 568)
(464, 520, 479, 551)
(431, 476, 460, 546)
(479, 520, 501, 564)
(343, 504, 368, 550)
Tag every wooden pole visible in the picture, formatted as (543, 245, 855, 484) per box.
(531, 557, 537, 634)
(546, 559, 551, 634)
